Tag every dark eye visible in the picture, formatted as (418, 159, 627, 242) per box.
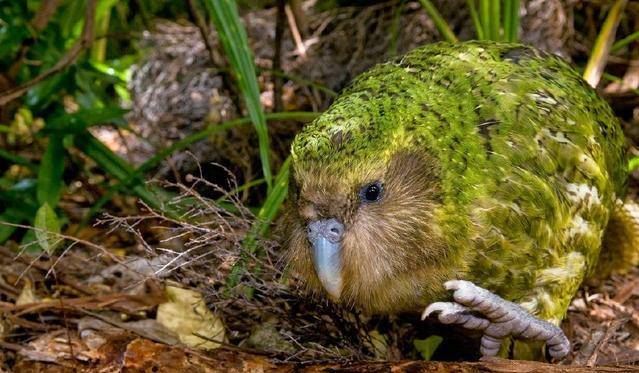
(359, 181, 383, 203)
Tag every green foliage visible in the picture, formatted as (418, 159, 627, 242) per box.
(0, 178, 39, 242)
(138, 111, 318, 177)
(203, 0, 273, 192)
(421, 0, 520, 42)
(471, 0, 521, 42)
(37, 133, 65, 207)
(418, 0, 458, 43)
(413, 335, 443, 361)
(0, 0, 180, 247)
(34, 202, 61, 254)
(0, 3, 31, 64)
(245, 157, 291, 252)
(611, 30, 639, 53)
(0, 0, 320, 259)
(583, 0, 628, 88)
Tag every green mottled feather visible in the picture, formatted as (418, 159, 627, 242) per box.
(291, 41, 627, 325)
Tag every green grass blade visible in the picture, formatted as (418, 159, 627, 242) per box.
(611, 30, 639, 53)
(204, 0, 273, 191)
(583, 0, 628, 87)
(0, 149, 38, 172)
(479, 0, 490, 39)
(508, 0, 520, 42)
(418, 0, 458, 43)
(45, 107, 128, 134)
(503, 0, 511, 41)
(267, 69, 338, 97)
(215, 178, 265, 204)
(77, 112, 319, 227)
(246, 157, 290, 251)
(467, 0, 485, 40)
(602, 72, 639, 95)
(489, 0, 500, 40)
(138, 111, 319, 175)
(227, 158, 291, 289)
(73, 132, 169, 214)
(90, 0, 118, 62)
(388, 1, 405, 56)
(37, 133, 65, 207)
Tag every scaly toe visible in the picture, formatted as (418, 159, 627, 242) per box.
(480, 335, 503, 356)
(440, 280, 571, 359)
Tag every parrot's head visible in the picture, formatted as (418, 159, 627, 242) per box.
(286, 88, 450, 314)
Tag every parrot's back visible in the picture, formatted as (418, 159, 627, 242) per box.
(344, 41, 629, 322)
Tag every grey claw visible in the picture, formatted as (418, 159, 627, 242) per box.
(422, 302, 489, 330)
(422, 301, 467, 320)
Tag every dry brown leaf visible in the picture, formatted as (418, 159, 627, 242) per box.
(15, 279, 41, 307)
(18, 329, 99, 363)
(156, 285, 225, 350)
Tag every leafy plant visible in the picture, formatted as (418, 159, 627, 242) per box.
(0, 0, 321, 255)
(203, 0, 273, 192)
(418, 0, 458, 43)
(611, 30, 639, 54)
(34, 202, 61, 254)
(0, 0, 175, 248)
(414, 335, 443, 361)
(419, 0, 520, 43)
(473, 0, 519, 42)
(582, 0, 628, 88)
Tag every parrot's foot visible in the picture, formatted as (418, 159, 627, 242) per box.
(422, 280, 570, 359)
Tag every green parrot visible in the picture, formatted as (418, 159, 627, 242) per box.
(285, 41, 639, 360)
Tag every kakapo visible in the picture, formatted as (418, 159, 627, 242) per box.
(285, 41, 639, 359)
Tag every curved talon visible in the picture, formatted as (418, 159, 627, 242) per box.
(422, 302, 467, 320)
(432, 280, 571, 359)
(422, 302, 489, 330)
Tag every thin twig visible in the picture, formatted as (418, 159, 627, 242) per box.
(186, 0, 222, 66)
(285, 4, 307, 58)
(0, 340, 23, 352)
(1, 221, 120, 262)
(288, 0, 307, 36)
(573, 319, 626, 366)
(273, 0, 286, 112)
(49, 264, 76, 361)
(185, 0, 242, 113)
(77, 308, 179, 346)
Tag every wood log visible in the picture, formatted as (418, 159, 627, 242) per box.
(10, 338, 639, 372)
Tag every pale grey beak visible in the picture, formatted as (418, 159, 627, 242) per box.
(307, 218, 344, 299)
